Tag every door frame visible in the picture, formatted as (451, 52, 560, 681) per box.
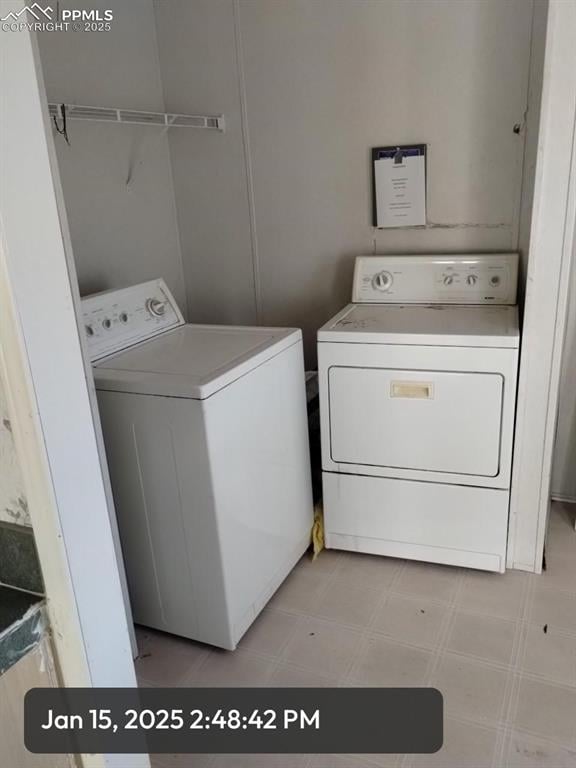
(507, 0, 576, 572)
(0, 5, 148, 767)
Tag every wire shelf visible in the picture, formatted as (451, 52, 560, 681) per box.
(48, 103, 225, 131)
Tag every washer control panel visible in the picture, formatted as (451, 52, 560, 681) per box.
(81, 278, 185, 362)
(352, 253, 518, 305)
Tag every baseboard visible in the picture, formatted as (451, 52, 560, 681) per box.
(551, 494, 576, 504)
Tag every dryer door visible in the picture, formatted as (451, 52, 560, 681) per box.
(328, 366, 503, 477)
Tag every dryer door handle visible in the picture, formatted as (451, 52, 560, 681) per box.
(390, 381, 434, 399)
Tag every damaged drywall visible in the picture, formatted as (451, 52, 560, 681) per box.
(0, 371, 30, 526)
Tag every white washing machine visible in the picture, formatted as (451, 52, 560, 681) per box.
(318, 254, 519, 573)
(82, 279, 313, 649)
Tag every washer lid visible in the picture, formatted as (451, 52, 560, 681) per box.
(93, 324, 302, 399)
(318, 304, 519, 348)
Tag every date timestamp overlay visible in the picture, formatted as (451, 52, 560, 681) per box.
(26, 688, 442, 754)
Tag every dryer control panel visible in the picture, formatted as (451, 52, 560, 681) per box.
(81, 279, 185, 362)
(352, 254, 518, 305)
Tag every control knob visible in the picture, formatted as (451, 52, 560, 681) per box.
(466, 274, 478, 286)
(372, 271, 393, 292)
(443, 275, 454, 286)
(146, 298, 166, 317)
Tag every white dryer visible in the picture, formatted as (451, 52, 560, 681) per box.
(82, 279, 313, 649)
(318, 254, 520, 573)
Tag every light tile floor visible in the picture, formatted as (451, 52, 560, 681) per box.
(138, 502, 576, 768)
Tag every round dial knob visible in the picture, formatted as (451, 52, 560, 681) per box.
(146, 298, 166, 317)
(102, 318, 112, 330)
(490, 275, 501, 286)
(85, 324, 94, 337)
(443, 275, 454, 286)
(466, 274, 478, 286)
(372, 270, 393, 292)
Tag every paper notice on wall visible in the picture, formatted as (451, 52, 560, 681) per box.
(373, 146, 426, 228)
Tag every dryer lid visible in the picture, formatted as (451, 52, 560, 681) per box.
(318, 304, 520, 348)
(93, 324, 301, 399)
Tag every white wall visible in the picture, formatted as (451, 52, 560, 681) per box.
(154, 0, 257, 326)
(552, 253, 576, 501)
(155, 0, 537, 364)
(549, 0, 576, 502)
(37, 0, 187, 311)
(517, 0, 549, 301)
(38, 1, 542, 366)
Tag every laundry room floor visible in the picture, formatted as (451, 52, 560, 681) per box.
(138, 502, 576, 768)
